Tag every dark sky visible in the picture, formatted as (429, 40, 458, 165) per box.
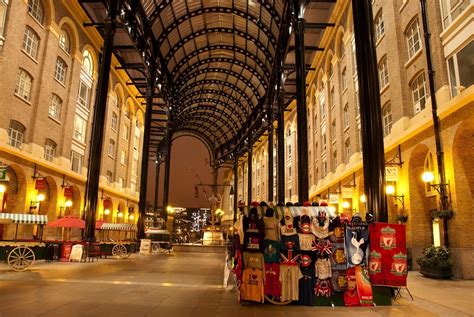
(146, 136, 228, 208)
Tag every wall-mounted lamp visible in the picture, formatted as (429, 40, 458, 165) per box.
(385, 185, 405, 214)
(359, 194, 367, 203)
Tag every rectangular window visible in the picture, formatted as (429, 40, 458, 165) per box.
(108, 139, 115, 157)
(378, 58, 389, 89)
(330, 87, 335, 108)
(73, 114, 87, 143)
(375, 11, 385, 42)
(333, 151, 338, 170)
(331, 120, 337, 142)
(120, 150, 127, 165)
(345, 139, 351, 164)
(322, 133, 327, 151)
(447, 41, 474, 97)
(22, 26, 39, 59)
(48, 94, 62, 121)
(382, 103, 393, 137)
(111, 112, 118, 131)
(71, 150, 83, 173)
(44, 139, 56, 162)
(412, 73, 427, 114)
(323, 161, 328, 177)
(123, 124, 130, 141)
(106, 170, 113, 185)
(341, 67, 347, 91)
(8, 121, 25, 149)
(15, 69, 33, 101)
(343, 104, 350, 129)
(77, 80, 91, 107)
(440, 0, 470, 29)
(319, 92, 326, 121)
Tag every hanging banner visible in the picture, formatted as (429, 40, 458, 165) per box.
(63, 186, 73, 199)
(344, 222, 369, 268)
(385, 166, 399, 182)
(35, 178, 46, 190)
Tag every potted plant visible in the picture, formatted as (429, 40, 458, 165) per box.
(416, 246, 452, 279)
(397, 214, 408, 224)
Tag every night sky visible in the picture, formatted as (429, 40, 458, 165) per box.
(146, 137, 228, 209)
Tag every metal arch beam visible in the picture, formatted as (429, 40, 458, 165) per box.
(175, 88, 251, 117)
(172, 131, 215, 163)
(174, 79, 256, 110)
(176, 98, 244, 125)
(174, 57, 269, 87)
(174, 122, 224, 146)
(170, 44, 271, 79)
(155, 7, 278, 48)
(174, 114, 233, 143)
(148, 0, 282, 28)
(175, 67, 265, 97)
(175, 107, 240, 136)
(173, 127, 219, 151)
(163, 27, 274, 65)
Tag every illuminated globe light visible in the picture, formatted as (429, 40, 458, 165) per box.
(37, 193, 46, 202)
(104, 208, 111, 215)
(360, 194, 367, 203)
(0, 184, 6, 193)
(385, 185, 396, 195)
(118, 211, 124, 218)
(342, 201, 350, 209)
(129, 214, 134, 220)
(65, 200, 73, 207)
(422, 171, 435, 183)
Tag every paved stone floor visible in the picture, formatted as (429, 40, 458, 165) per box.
(0, 252, 472, 317)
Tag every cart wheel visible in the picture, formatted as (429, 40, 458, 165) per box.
(8, 246, 35, 271)
(264, 295, 292, 306)
(111, 244, 128, 259)
(152, 243, 161, 253)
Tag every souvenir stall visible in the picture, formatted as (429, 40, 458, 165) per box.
(231, 204, 407, 306)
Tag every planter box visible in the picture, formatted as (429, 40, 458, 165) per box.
(420, 265, 452, 279)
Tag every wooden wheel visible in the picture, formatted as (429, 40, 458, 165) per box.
(264, 295, 292, 306)
(8, 246, 35, 271)
(152, 243, 161, 253)
(111, 244, 128, 259)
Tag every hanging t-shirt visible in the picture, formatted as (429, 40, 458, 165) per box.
(315, 258, 332, 280)
(280, 210, 297, 236)
(298, 233, 315, 251)
(299, 275, 316, 305)
(279, 264, 303, 302)
(243, 215, 265, 252)
(264, 263, 281, 297)
(281, 234, 300, 251)
(241, 268, 265, 303)
(263, 240, 280, 263)
(299, 251, 316, 277)
(263, 217, 280, 241)
(243, 252, 264, 271)
(312, 238, 332, 258)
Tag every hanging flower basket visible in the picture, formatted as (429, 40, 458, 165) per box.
(397, 214, 408, 223)
(430, 209, 454, 219)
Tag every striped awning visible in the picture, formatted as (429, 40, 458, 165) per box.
(100, 223, 137, 231)
(0, 213, 48, 225)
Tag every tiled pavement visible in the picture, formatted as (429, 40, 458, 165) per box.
(0, 252, 472, 317)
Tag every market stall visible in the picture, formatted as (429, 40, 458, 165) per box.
(98, 223, 137, 258)
(232, 205, 407, 306)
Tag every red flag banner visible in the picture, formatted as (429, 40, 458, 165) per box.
(35, 178, 46, 190)
(64, 186, 73, 199)
(368, 223, 408, 287)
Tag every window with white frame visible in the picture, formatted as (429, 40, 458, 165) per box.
(82, 50, 94, 77)
(345, 139, 351, 163)
(27, 0, 43, 24)
(0, 1, 9, 46)
(122, 124, 130, 141)
(411, 73, 427, 113)
(341, 67, 347, 91)
(106, 170, 113, 184)
(343, 104, 350, 129)
(446, 41, 474, 97)
(44, 139, 56, 162)
(8, 120, 25, 149)
(378, 57, 389, 89)
(73, 114, 87, 143)
(48, 94, 62, 121)
(77, 80, 91, 108)
(71, 150, 83, 173)
(319, 89, 326, 121)
(120, 150, 127, 165)
(111, 112, 118, 131)
(440, 0, 470, 29)
(374, 10, 385, 42)
(59, 29, 71, 53)
(333, 150, 338, 170)
(382, 103, 393, 137)
(331, 120, 337, 142)
(54, 57, 67, 84)
(15, 69, 33, 101)
(108, 139, 115, 157)
(406, 18, 421, 59)
(351, 35, 357, 75)
(22, 26, 39, 59)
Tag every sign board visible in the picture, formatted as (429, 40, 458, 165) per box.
(329, 194, 339, 204)
(69, 244, 84, 262)
(140, 239, 152, 255)
(63, 186, 73, 199)
(385, 166, 399, 182)
(35, 178, 46, 190)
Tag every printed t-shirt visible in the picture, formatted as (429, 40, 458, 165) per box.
(263, 240, 280, 263)
(263, 217, 280, 241)
(264, 263, 281, 297)
(243, 251, 264, 271)
(241, 268, 265, 303)
(298, 233, 315, 251)
(279, 264, 303, 301)
(281, 234, 300, 251)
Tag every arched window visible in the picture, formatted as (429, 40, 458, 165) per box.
(8, 120, 26, 149)
(22, 26, 40, 59)
(59, 29, 71, 53)
(27, 0, 43, 24)
(411, 73, 427, 114)
(378, 56, 389, 89)
(44, 139, 56, 162)
(374, 10, 385, 42)
(405, 18, 421, 59)
(15, 68, 33, 101)
(54, 57, 67, 84)
(82, 50, 94, 77)
(48, 94, 62, 121)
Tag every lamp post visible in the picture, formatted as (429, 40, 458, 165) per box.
(385, 185, 406, 220)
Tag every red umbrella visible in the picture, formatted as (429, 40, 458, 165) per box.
(95, 219, 105, 230)
(47, 216, 85, 229)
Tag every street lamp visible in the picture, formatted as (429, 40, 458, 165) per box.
(422, 171, 435, 183)
(360, 194, 367, 203)
(385, 185, 406, 217)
